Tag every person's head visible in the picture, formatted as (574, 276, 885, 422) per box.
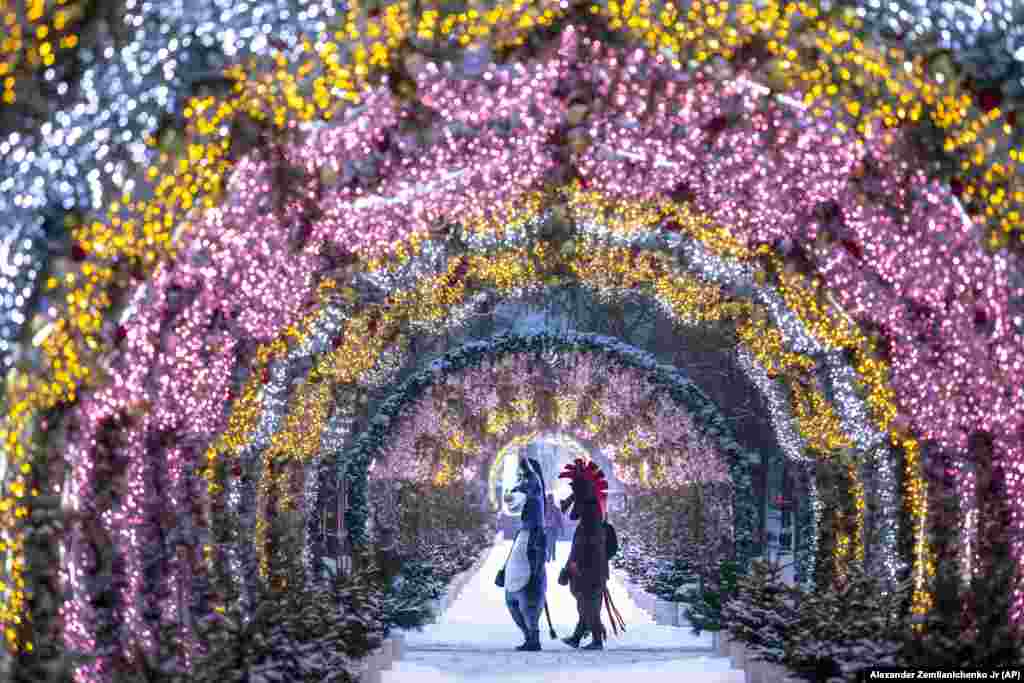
(512, 456, 543, 493)
(571, 475, 597, 503)
(567, 477, 600, 521)
(546, 493, 555, 505)
(558, 458, 608, 522)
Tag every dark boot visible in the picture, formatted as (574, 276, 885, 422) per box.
(581, 635, 604, 650)
(517, 629, 542, 651)
(561, 622, 586, 648)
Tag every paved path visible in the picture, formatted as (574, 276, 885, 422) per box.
(384, 540, 741, 682)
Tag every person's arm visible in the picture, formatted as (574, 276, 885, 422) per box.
(565, 527, 579, 574)
(546, 505, 559, 530)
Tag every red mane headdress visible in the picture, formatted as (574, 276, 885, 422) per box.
(558, 458, 609, 518)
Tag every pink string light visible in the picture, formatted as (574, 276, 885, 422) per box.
(59, 27, 1024, 676)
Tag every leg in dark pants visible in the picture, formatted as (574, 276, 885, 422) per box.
(562, 593, 588, 648)
(579, 585, 605, 649)
(545, 532, 557, 562)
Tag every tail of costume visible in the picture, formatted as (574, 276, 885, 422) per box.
(603, 587, 626, 636)
(544, 600, 557, 639)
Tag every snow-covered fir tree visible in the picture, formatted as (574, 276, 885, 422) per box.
(682, 558, 739, 636)
(722, 559, 797, 665)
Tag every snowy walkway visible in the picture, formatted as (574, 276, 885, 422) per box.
(385, 540, 742, 683)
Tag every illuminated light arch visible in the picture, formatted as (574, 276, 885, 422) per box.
(0, 5, 1021, 671)
(45, 215, 927, 674)
(328, 329, 763, 568)
(207, 235, 847, 602)
(365, 347, 737, 492)
(220, 228, 900, 574)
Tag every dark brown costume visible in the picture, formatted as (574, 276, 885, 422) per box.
(558, 459, 610, 650)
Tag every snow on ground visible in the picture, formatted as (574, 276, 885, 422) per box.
(384, 539, 741, 682)
(383, 656, 743, 683)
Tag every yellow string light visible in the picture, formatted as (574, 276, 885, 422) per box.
(0, 0, 84, 106)
(597, 0, 1017, 244)
(3, 0, 989, 645)
(850, 462, 866, 566)
(235, 230, 895, 586)
(897, 433, 933, 621)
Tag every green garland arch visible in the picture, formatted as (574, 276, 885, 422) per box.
(332, 329, 797, 578)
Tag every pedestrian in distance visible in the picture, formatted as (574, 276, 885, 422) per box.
(543, 492, 564, 562)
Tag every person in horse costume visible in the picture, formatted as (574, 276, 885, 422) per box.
(558, 458, 610, 650)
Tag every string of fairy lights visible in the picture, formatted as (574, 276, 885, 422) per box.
(4, 199, 949, 669)
(247, 304, 347, 586)
(366, 345, 735, 486)
(869, 441, 902, 587)
(121, 208, 921, 651)
(304, 410, 353, 580)
(853, 0, 1024, 100)
(2, 2, 1022, 672)
(201, 223, 897, 598)
(224, 465, 244, 615)
(0, 0, 344, 370)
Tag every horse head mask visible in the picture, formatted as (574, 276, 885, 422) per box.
(558, 458, 608, 521)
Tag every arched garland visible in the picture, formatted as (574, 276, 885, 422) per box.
(221, 227, 899, 583)
(369, 346, 736, 487)
(5, 13, 1018, 664)
(333, 330, 770, 576)
(193, 228, 872, 630)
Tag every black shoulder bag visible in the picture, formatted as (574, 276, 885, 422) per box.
(494, 530, 520, 588)
(605, 520, 619, 558)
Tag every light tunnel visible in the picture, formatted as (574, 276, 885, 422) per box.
(0, 1, 1021, 678)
